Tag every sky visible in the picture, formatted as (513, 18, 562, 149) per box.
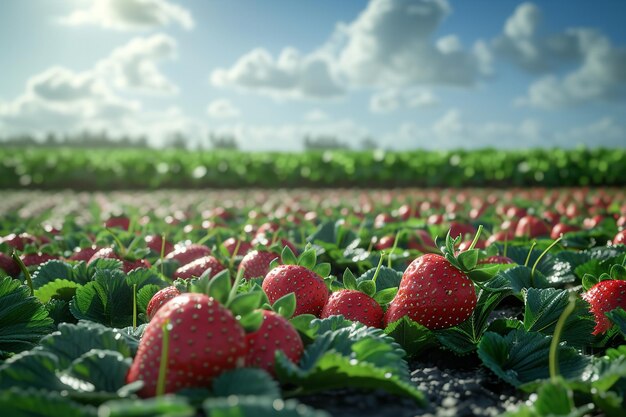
(0, 0, 625, 151)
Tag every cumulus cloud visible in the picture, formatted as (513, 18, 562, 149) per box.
(207, 99, 240, 119)
(494, 2, 626, 108)
(96, 34, 178, 94)
(303, 109, 330, 122)
(60, 0, 194, 31)
(370, 89, 438, 113)
(212, 0, 489, 99)
(211, 48, 344, 99)
(0, 34, 179, 138)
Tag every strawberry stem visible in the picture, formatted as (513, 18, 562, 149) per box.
(388, 230, 406, 268)
(160, 233, 166, 277)
(467, 225, 484, 251)
(132, 284, 137, 330)
(12, 251, 34, 296)
(503, 233, 509, 257)
(531, 237, 562, 281)
(106, 227, 127, 259)
(549, 292, 576, 382)
(226, 267, 245, 307)
(229, 239, 242, 271)
(156, 319, 171, 397)
(523, 241, 537, 267)
(372, 252, 386, 284)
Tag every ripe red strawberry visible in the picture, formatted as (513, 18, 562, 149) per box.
(146, 286, 181, 320)
(165, 244, 211, 267)
(321, 289, 384, 328)
(458, 239, 485, 252)
(68, 246, 102, 262)
(245, 310, 303, 375)
(582, 280, 626, 335)
(550, 223, 580, 240)
(222, 237, 253, 256)
(105, 216, 130, 230)
(374, 213, 396, 228)
(478, 255, 514, 265)
(0, 253, 19, 277)
(515, 215, 549, 238)
(485, 230, 515, 247)
(449, 222, 476, 240)
(145, 235, 174, 256)
(0, 233, 37, 251)
(238, 250, 280, 280)
(88, 247, 151, 273)
(252, 235, 298, 255)
(173, 256, 226, 280)
(20, 253, 57, 267)
(262, 265, 329, 317)
(127, 293, 246, 397)
(614, 230, 626, 245)
(375, 235, 395, 251)
(384, 253, 477, 330)
(407, 230, 438, 254)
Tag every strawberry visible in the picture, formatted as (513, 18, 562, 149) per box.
(515, 215, 549, 238)
(485, 230, 514, 247)
(449, 221, 476, 240)
(0, 253, 19, 277)
(68, 245, 102, 262)
(262, 264, 328, 317)
(550, 223, 580, 240)
(252, 235, 298, 255)
(245, 310, 303, 375)
(173, 255, 226, 280)
(145, 235, 174, 256)
(384, 253, 477, 329)
(127, 293, 246, 397)
(88, 247, 151, 273)
(582, 280, 626, 335)
(321, 289, 384, 328)
(20, 253, 57, 267)
(374, 235, 395, 251)
(0, 233, 38, 251)
(407, 230, 439, 254)
(165, 244, 211, 267)
(146, 286, 181, 320)
(222, 237, 253, 256)
(478, 255, 514, 265)
(239, 250, 280, 280)
(614, 230, 626, 245)
(374, 213, 396, 228)
(105, 216, 130, 230)
(458, 239, 485, 252)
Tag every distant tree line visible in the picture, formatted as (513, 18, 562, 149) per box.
(0, 131, 380, 150)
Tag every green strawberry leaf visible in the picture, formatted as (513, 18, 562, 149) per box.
(61, 349, 132, 393)
(239, 310, 264, 333)
(605, 308, 626, 338)
(207, 270, 232, 305)
(373, 287, 398, 305)
(98, 396, 194, 417)
(523, 288, 595, 347)
(342, 268, 358, 290)
(298, 248, 317, 270)
(498, 265, 550, 295)
(281, 245, 298, 265)
(312, 263, 331, 278)
(610, 264, 626, 280)
(35, 279, 82, 303)
(203, 396, 330, 417)
(31, 260, 77, 288)
(0, 350, 71, 391)
(212, 368, 280, 398)
(477, 328, 589, 387)
(457, 249, 479, 271)
(0, 388, 97, 417)
(37, 322, 134, 369)
(384, 316, 436, 358)
(356, 280, 376, 297)
(272, 292, 297, 319)
(229, 291, 263, 317)
(582, 273, 599, 291)
(136, 284, 162, 315)
(0, 276, 54, 359)
(356, 266, 402, 291)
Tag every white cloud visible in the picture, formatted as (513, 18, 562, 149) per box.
(211, 48, 344, 100)
(60, 0, 194, 31)
(304, 109, 330, 122)
(207, 99, 240, 119)
(96, 34, 178, 95)
(0, 35, 179, 139)
(212, 0, 488, 99)
(370, 88, 438, 113)
(494, 2, 626, 108)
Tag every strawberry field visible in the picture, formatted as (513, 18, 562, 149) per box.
(1, 188, 626, 417)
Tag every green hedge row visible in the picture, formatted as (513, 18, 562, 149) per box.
(0, 147, 623, 189)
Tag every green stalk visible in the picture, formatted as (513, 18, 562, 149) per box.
(549, 292, 577, 382)
(531, 237, 562, 280)
(226, 267, 245, 307)
(503, 233, 509, 257)
(228, 239, 242, 271)
(132, 284, 137, 330)
(156, 319, 170, 397)
(106, 227, 127, 258)
(524, 241, 537, 267)
(12, 252, 34, 296)
(388, 230, 406, 268)
(467, 225, 484, 251)
(159, 233, 166, 277)
(372, 252, 386, 284)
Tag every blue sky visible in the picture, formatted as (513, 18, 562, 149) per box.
(0, 0, 624, 150)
